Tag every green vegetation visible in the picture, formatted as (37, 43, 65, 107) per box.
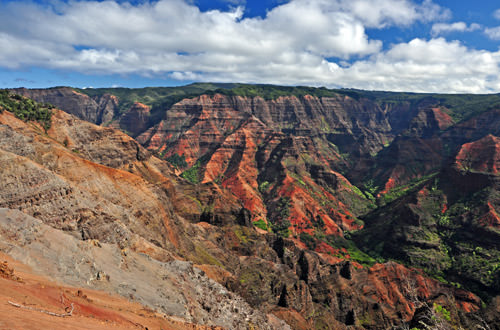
(294, 176, 306, 186)
(180, 154, 212, 184)
(75, 83, 500, 129)
(276, 197, 291, 220)
(0, 90, 53, 130)
(74, 82, 356, 117)
(181, 161, 201, 184)
(271, 219, 292, 238)
(355, 174, 500, 302)
(270, 197, 292, 237)
(253, 219, 269, 231)
(433, 303, 451, 322)
(361, 89, 500, 123)
(380, 173, 437, 204)
(76, 83, 224, 112)
(349, 184, 366, 199)
(258, 181, 271, 194)
(192, 244, 223, 267)
(449, 240, 500, 296)
(300, 232, 317, 250)
(76, 83, 231, 124)
(268, 196, 293, 237)
(363, 179, 379, 196)
(214, 84, 358, 100)
(326, 235, 381, 267)
(166, 153, 188, 168)
(234, 227, 250, 244)
(238, 267, 261, 286)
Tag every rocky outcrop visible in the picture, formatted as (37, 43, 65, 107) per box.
(11, 87, 118, 125)
(0, 208, 286, 329)
(222, 230, 481, 329)
(0, 112, 178, 253)
(358, 157, 500, 304)
(138, 93, 394, 162)
(119, 102, 151, 137)
(442, 108, 500, 148)
(0, 252, 231, 330)
(455, 134, 500, 174)
(0, 260, 21, 282)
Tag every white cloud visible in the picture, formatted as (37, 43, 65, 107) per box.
(344, 0, 450, 28)
(484, 9, 500, 40)
(0, 0, 499, 93)
(334, 38, 500, 93)
(431, 22, 480, 36)
(0, 0, 387, 69)
(494, 8, 500, 20)
(485, 26, 500, 40)
(185, 38, 500, 93)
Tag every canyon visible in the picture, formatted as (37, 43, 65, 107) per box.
(3, 84, 500, 329)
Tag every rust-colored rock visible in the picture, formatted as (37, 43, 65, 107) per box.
(456, 134, 500, 174)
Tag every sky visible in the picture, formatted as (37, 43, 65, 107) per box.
(1, 0, 500, 93)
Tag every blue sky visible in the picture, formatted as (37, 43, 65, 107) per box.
(1, 0, 500, 92)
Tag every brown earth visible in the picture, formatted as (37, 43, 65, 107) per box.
(0, 252, 224, 330)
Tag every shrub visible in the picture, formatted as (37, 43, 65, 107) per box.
(181, 162, 201, 184)
(271, 219, 291, 238)
(258, 181, 271, 193)
(253, 219, 268, 231)
(300, 232, 317, 250)
(166, 153, 188, 168)
(433, 303, 451, 322)
(276, 197, 291, 220)
(0, 90, 53, 130)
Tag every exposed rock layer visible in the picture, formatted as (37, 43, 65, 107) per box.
(5, 87, 500, 328)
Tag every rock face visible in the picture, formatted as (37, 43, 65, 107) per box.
(0, 208, 282, 330)
(12, 87, 118, 125)
(5, 86, 500, 329)
(455, 134, 500, 174)
(358, 139, 500, 306)
(136, 93, 397, 236)
(0, 251, 229, 330)
(138, 93, 394, 162)
(119, 102, 150, 137)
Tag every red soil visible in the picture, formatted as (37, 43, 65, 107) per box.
(0, 253, 223, 330)
(431, 107, 454, 130)
(456, 135, 500, 174)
